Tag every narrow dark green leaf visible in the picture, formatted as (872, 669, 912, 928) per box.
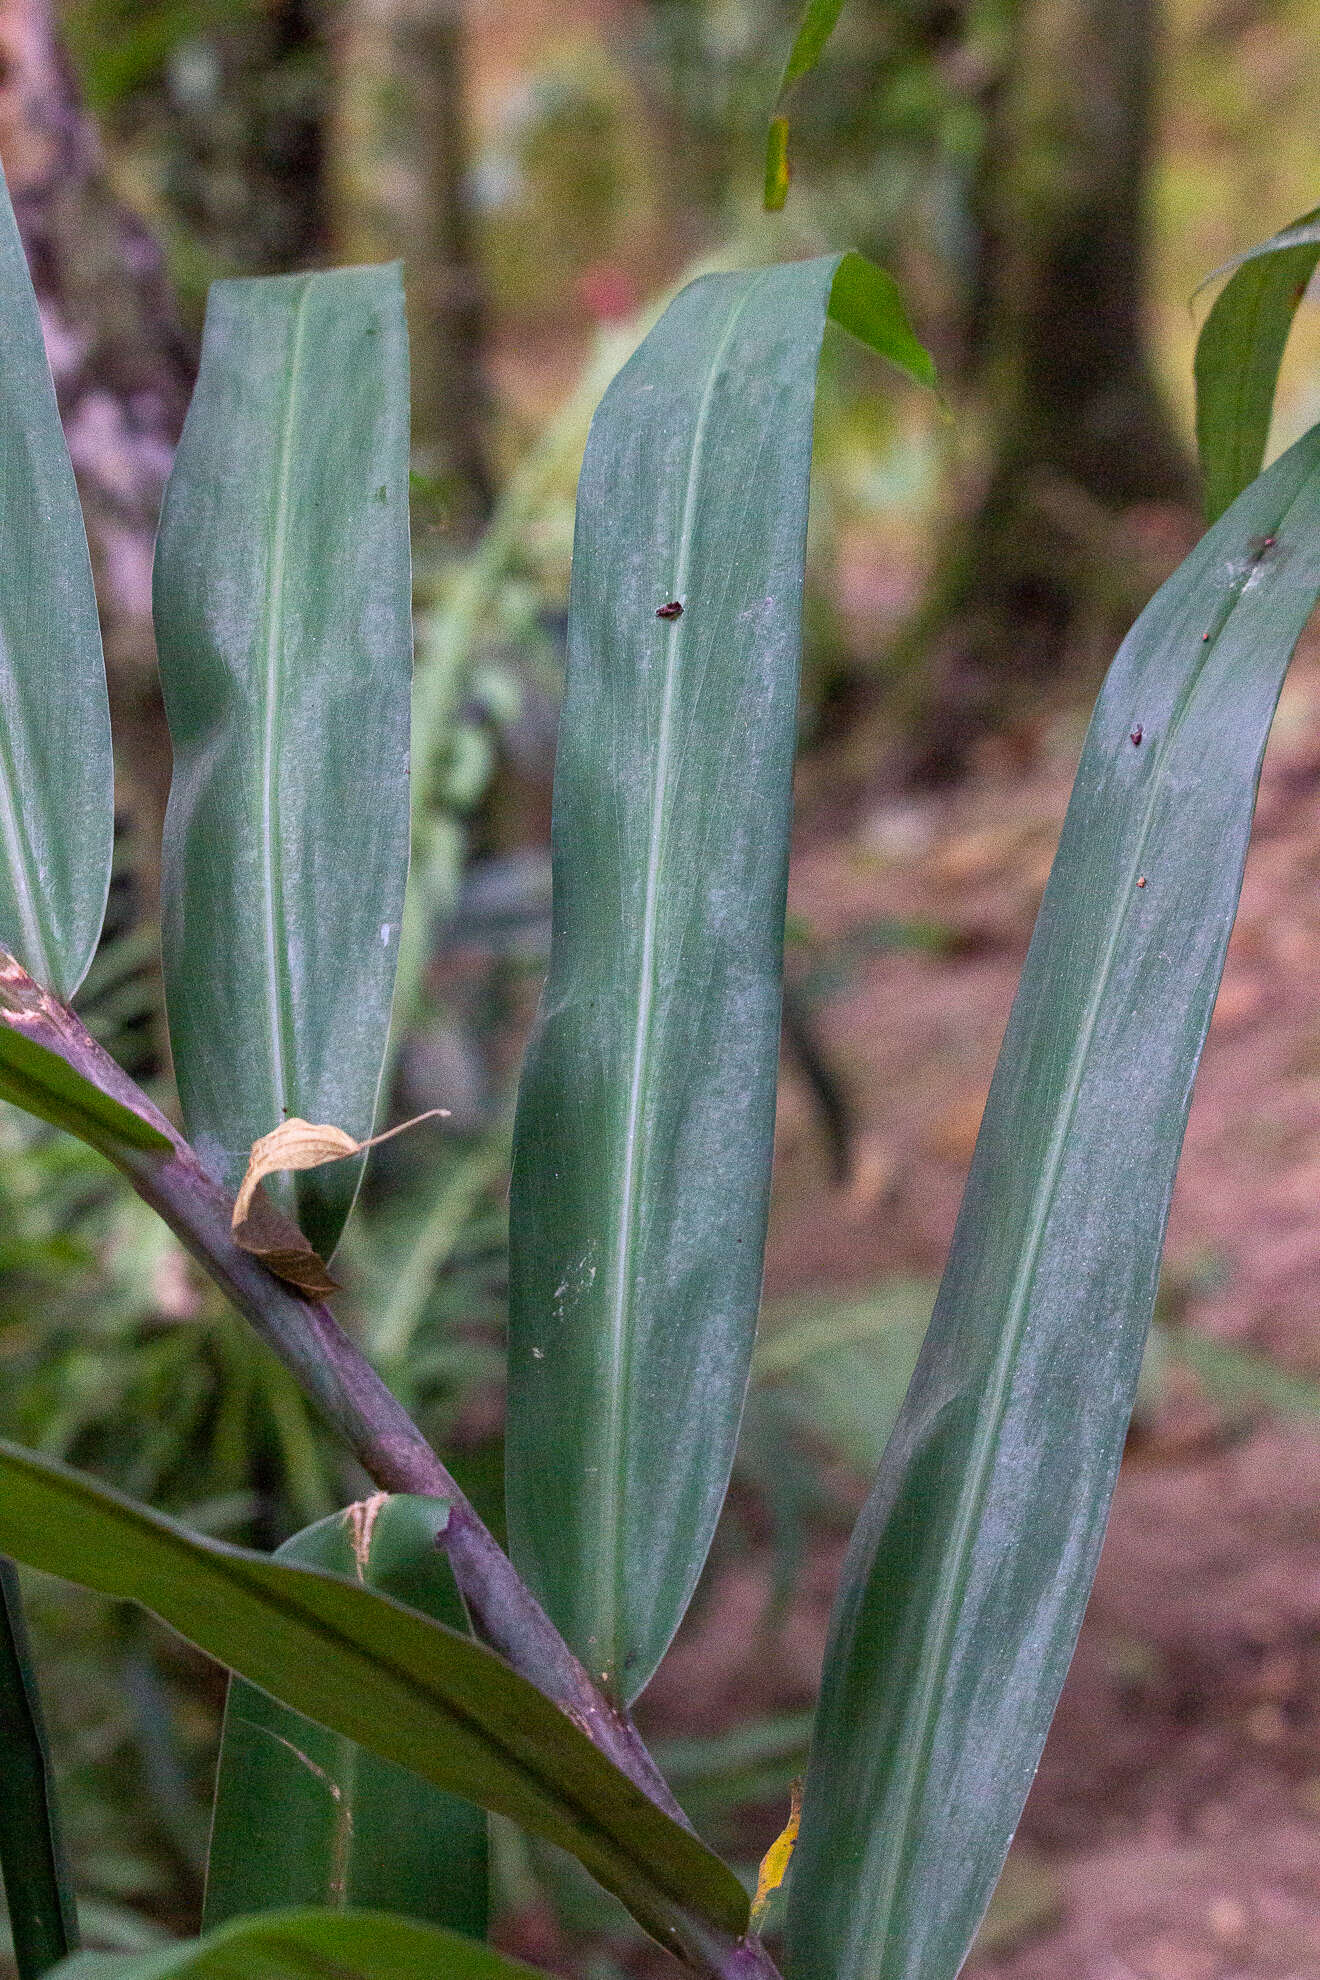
(506, 254, 928, 1706)
(0, 1560, 79, 1978)
(155, 267, 412, 1256)
(0, 162, 112, 998)
(205, 1497, 486, 1940)
(1194, 207, 1320, 521)
(0, 1443, 748, 1962)
(0, 955, 170, 1155)
(47, 1908, 547, 1980)
(786, 425, 1320, 1980)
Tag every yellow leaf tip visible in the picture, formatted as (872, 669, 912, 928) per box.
(751, 1777, 803, 1926)
(763, 115, 791, 213)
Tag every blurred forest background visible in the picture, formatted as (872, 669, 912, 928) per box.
(3, 0, 1320, 1974)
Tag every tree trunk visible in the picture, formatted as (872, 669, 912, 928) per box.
(908, 0, 1195, 780)
(327, 0, 491, 520)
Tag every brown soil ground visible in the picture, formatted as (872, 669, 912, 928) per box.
(630, 632, 1320, 1978)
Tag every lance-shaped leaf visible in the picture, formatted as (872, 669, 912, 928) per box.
(0, 1559, 79, 1978)
(506, 253, 933, 1704)
(786, 425, 1320, 1980)
(47, 1908, 548, 1980)
(155, 266, 413, 1258)
(0, 1442, 749, 1963)
(1195, 207, 1320, 521)
(205, 1496, 486, 1940)
(0, 162, 112, 999)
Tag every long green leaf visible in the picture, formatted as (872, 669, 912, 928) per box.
(506, 253, 931, 1706)
(205, 1498, 486, 1939)
(0, 1560, 79, 1977)
(786, 423, 1320, 1980)
(0, 162, 112, 998)
(47, 1908, 546, 1980)
(155, 267, 413, 1256)
(1194, 207, 1320, 521)
(0, 1443, 748, 1962)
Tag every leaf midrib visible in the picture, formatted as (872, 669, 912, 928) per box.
(596, 274, 769, 1687)
(258, 277, 313, 1139)
(858, 471, 1314, 1963)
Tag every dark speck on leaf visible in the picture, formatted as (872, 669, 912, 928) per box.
(1130, 725, 1142, 746)
(656, 601, 683, 620)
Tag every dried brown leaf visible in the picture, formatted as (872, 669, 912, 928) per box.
(231, 1110, 447, 1293)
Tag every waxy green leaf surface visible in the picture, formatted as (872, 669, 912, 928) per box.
(506, 254, 932, 1704)
(48, 1909, 548, 1980)
(788, 424, 1320, 1980)
(0, 1443, 748, 1962)
(205, 1497, 486, 1939)
(155, 267, 413, 1255)
(0, 163, 112, 999)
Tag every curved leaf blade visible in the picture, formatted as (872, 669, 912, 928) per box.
(155, 267, 412, 1256)
(0, 966, 170, 1156)
(0, 1559, 79, 1977)
(776, 0, 849, 96)
(786, 425, 1320, 1980)
(507, 254, 923, 1704)
(205, 1497, 486, 1939)
(0, 1442, 748, 1961)
(47, 1908, 548, 1980)
(827, 253, 938, 394)
(0, 954, 170, 1155)
(0, 162, 112, 998)
(1194, 207, 1320, 521)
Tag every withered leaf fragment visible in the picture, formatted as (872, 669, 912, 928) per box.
(231, 1111, 448, 1294)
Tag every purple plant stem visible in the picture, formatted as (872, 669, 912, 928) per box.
(0, 963, 787, 1979)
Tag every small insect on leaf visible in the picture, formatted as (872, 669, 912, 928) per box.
(1136, 876, 1148, 889)
(656, 600, 683, 620)
(1130, 726, 1143, 746)
(751, 1778, 803, 1929)
(231, 1110, 448, 1290)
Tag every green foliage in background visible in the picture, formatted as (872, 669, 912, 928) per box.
(1, 43, 1320, 1975)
